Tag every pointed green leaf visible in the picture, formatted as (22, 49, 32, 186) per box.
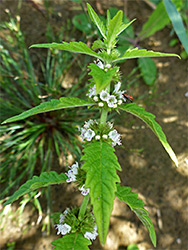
(119, 103, 178, 167)
(164, 0, 188, 54)
(106, 9, 111, 27)
(87, 3, 106, 39)
(2, 97, 94, 124)
(112, 47, 180, 63)
(139, 2, 170, 40)
(138, 57, 157, 85)
(81, 141, 121, 245)
(30, 41, 104, 61)
(51, 233, 91, 250)
(88, 63, 118, 94)
(4, 171, 68, 206)
(106, 10, 123, 48)
(92, 40, 106, 50)
(116, 184, 156, 247)
(117, 19, 136, 36)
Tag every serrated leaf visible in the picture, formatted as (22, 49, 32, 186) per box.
(106, 10, 123, 49)
(119, 103, 178, 167)
(164, 0, 188, 54)
(87, 3, 106, 39)
(113, 47, 180, 63)
(117, 19, 136, 36)
(4, 171, 68, 206)
(116, 184, 156, 247)
(30, 41, 104, 61)
(81, 141, 121, 244)
(88, 63, 118, 94)
(138, 57, 157, 85)
(51, 233, 91, 250)
(139, 2, 170, 40)
(2, 97, 94, 124)
(92, 40, 106, 50)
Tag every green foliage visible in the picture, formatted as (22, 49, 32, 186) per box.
(2, 98, 94, 124)
(138, 58, 157, 86)
(164, 0, 188, 54)
(1, 3, 180, 248)
(127, 244, 139, 250)
(112, 47, 180, 63)
(139, 1, 170, 40)
(4, 171, 68, 206)
(0, 13, 91, 203)
(116, 184, 156, 247)
(106, 11, 135, 49)
(51, 233, 91, 250)
(72, 13, 92, 35)
(88, 63, 118, 93)
(119, 103, 178, 166)
(30, 42, 102, 61)
(81, 141, 121, 244)
(87, 3, 106, 39)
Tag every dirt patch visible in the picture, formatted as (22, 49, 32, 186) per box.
(0, 0, 187, 250)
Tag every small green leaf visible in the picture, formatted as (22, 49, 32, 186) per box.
(127, 244, 139, 250)
(2, 97, 94, 124)
(4, 171, 68, 206)
(117, 19, 136, 36)
(92, 40, 106, 50)
(30, 41, 103, 61)
(116, 184, 156, 247)
(138, 57, 157, 85)
(113, 47, 180, 63)
(81, 141, 121, 245)
(106, 10, 123, 49)
(119, 103, 178, 167)
(88, 63, 118, 94)
(51, 233, 91, 250)
(87, 3, 106, 39)
(164, 0, 188, 54)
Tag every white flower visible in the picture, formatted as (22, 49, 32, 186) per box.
(66, 162, 79, 183)
(113, 104, 117, 108)
(79, 185, 90, 196)
(94, 59, 104, 69)
(93, 96, 98, 101)
(114, 82, 121, 93)
(99, 89, 110, 101)
(108, 129, 122, 146)
(59, 208, 71, 223)
(118, 99, 123, 105)
(102, 134, 108, 139)
(105, 64, 111, 68)
(107, 122, 113, 129)
(107, 95, 117, 108)
(83, 119, 95, 129)
(84, 224, 98, 241)
(98, 102, 104, 107)
(86, 85, 96, 98)
(95, 135, 100, 140)
(84, 129, 95, 141)
(55, 223, 71, 235)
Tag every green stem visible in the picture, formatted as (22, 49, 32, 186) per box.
(100, 108, 108, 125)
(78, 194, 90, 221)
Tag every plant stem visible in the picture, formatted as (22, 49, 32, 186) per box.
(78, 194, 90, 221)
(100, 108, 108, 125)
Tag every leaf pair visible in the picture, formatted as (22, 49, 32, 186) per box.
(2, 98, 178, 168)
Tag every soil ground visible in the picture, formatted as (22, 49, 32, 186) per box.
(0, 0, 187, 250)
